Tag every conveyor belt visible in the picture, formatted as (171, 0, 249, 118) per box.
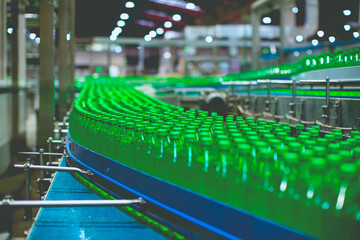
(27, 160, 168, 240)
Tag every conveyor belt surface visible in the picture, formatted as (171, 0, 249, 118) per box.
(28, 160, 168, 240)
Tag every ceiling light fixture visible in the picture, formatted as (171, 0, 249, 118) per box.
(144, 35, 152, 42)
(117, 20, 125, 27)
(125, 1, 135, 8)
(317, 30, 324, 38)
(120, 13, 129, 20)
(262, 17, 271, 24)
(343, 10, 351, 16)
(156, 28, 164, 34)
(186, 3, 195, 10)
(172, 14, 181, 21)
(149, 30, 157, 38)
(328, 36, 335, 43)
(292, 7, 298, 14)
(205, 36, 213, 43)
(295, 35, 303, 42)
(164, 21, 172, 28)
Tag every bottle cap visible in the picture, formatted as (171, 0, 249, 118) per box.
(339, 150, 352, 163)
(310, 157, 327, 172)
(156, 128, 168, 136)
(144, 126, 155, 133)
(324, 134, 335, 142)
(296, 124, 305, 130)
(184, 134, 196, 142)
(340, 141, 351, 150)
(316, 138, 328, 146)
(263, 133, 275, 139)
(135, 124, 145, 131)
(236, 144, 251, 154)
(200, 137, 213, 146)
(300, 149, 314, 162)
(288, 142, 302, 152)
(313, 146, 326, 156)
(258, 148, 273, 161)
(340, 163, 358, 179)
(353, 147, 360, 159)
(327, 154, 342, 166)
(351, 131, 360, 138)
(284, 152, 299, 165)
(216, 135, 229, 141)
(218, 140, 231, 150)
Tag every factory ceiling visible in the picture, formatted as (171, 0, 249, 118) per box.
(9, 0, 360, 43)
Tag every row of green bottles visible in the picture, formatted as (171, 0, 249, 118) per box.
(69, 80, 360, 240)
(223, 47, 360, 82)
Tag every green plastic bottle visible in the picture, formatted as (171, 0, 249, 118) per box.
(227, 144, 252, 209)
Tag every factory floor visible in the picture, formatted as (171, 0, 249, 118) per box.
(0, 109, 40, 240)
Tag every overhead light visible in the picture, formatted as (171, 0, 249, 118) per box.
(353, 32, 360, 38)
(114, 27, 122, 34)
(120, 13, 129, 20)
(328, 36, 335, 43)
(311, 39, 319, 46)
(292, 7, 298, 14)
(7, 28, 13, 34)
(24, 13, 37, 19)
(66, 33, 71, 41)
(295, 35, 303, 43)
(205, 36, 213, 43)
(149, 30, 157, 38)
(117, 20, 125, 27)
(144, 35, 152, 42)
(317, 30, 324, 38)
(156, 28, 164, 34)
(172, 14, 181, 21)
(29, 33, 36, 40)
(293, 51, 300, 57)
(343, 10, 351, 16)
(262, 17, 271, 24)
(163, 51, 171, 59)
(344, 24, 351, 31)
(35, 37, 40, 44)
(186, 3, 196, 10)
(115, 46, 122, 53)
(125, 1, 135, 8)
(110, 35, 117, 41)
(164, 21, 172, 28)
(111, 29, 121, 36)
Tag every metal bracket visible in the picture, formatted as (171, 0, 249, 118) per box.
(300, 99, 306, 122)
(288, 78, 296, 117)
(321, 77, 331, 124)
(14, 163, 94, 176)
(47, 137, 65, 164)
(335, 100, 343, 127)
(245, 84, 251, 110)
(265, 81, 271, 112)
(1, 197, 145, 207)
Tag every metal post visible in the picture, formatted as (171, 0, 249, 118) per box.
(39, 148, 44, 179)
(0, 0, 6, 82)
(250, 11, 260, 69)
(289, 78, 296, 117)
(24, 158, 32, 220)
(69, 0, 75, 104)
(38, 0, 55, 148)
(137, 45, 145, 74)
(58, 0, 69, 119)
(10, 0, 20, 161)
(107, 43, 112, 74)
(321, 76, 330, 124)
(48, 137, 53, 164)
